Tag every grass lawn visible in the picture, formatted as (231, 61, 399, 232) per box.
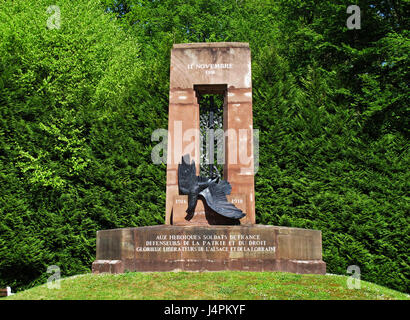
(2, 271, 409, 300)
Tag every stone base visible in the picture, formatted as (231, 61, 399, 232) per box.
(92, 225, 326, 274)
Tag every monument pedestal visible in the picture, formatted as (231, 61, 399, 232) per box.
(92, 225, 326, 274)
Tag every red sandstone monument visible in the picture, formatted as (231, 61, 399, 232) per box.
(92, 43, 326, 274)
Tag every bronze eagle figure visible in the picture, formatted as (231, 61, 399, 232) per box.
(177, 154, 245, 219)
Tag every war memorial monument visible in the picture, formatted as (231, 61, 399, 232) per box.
(92, 42, 326, 274)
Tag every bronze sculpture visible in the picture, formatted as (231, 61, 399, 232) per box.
(178, 154, 245, 220)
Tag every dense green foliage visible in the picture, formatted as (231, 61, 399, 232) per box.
(0, 0, 408, 293)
